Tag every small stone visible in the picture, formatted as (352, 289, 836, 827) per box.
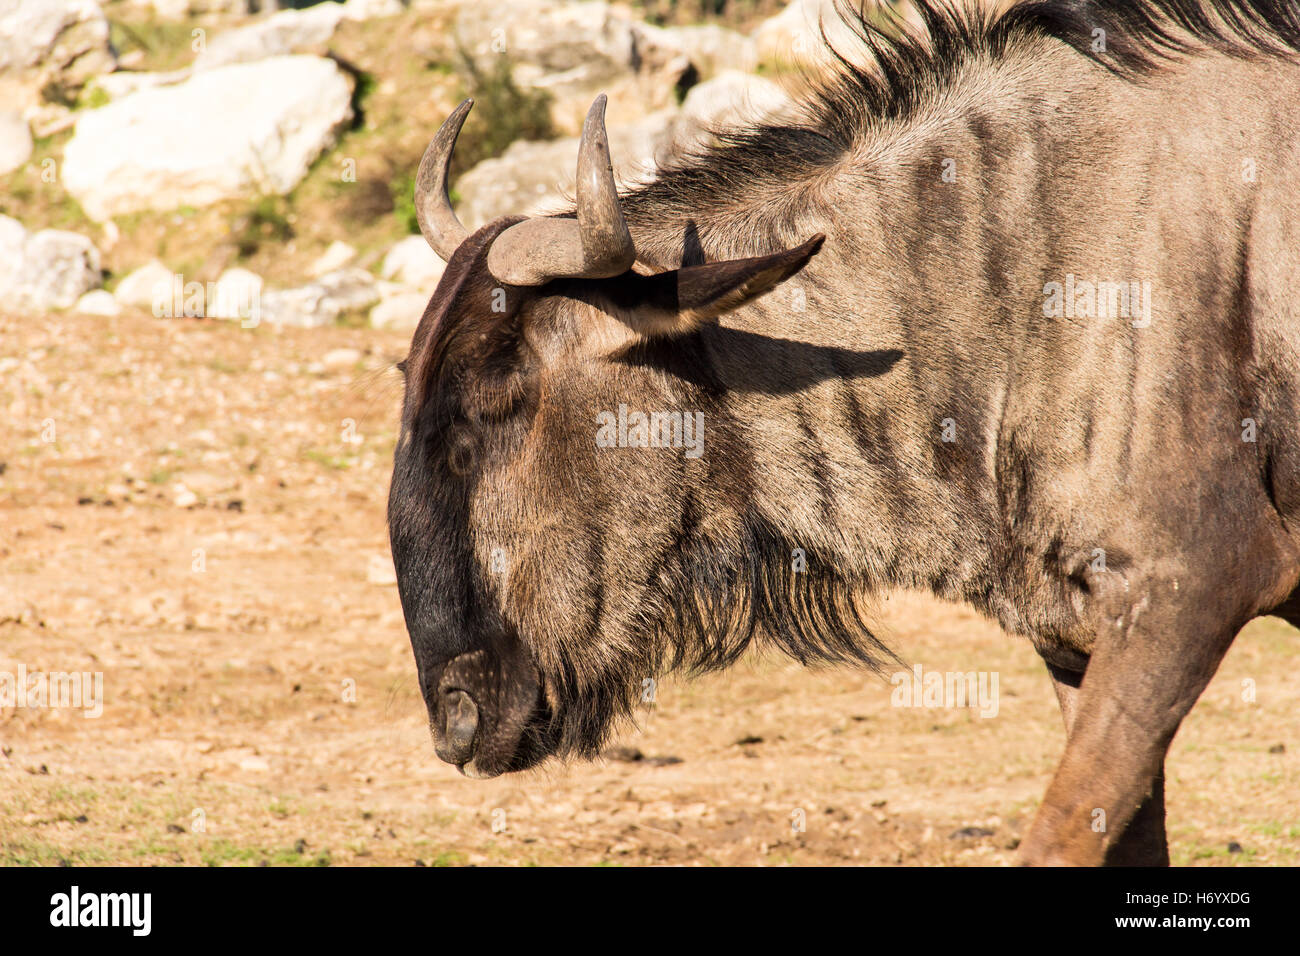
(603, 746, 644, 763)
(114, 260, 175, 311)
(0, 217, 102, 310)
(315, 268, 380, 315)
(381, 236, 446, 288)
(309, 240, 356, 277)
(194, 6, 345, 72)
(74, 289, 121, 315)
(0, 111, 33, 175)
(949, 827, 996, 840)
(208, 268, 263, 322)
(370, 291, 428, 331)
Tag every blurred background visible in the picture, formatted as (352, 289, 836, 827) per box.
(0, 0, 911, 325)
(1, 0, 1295, 866)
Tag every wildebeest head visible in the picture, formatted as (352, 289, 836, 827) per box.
(388, 96, 824, 778)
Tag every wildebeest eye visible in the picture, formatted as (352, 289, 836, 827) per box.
(459, 364, 536, 424)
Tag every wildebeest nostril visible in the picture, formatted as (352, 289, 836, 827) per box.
(434, 689, 478, 766)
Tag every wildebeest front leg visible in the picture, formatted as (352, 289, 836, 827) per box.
(1019, 589, 1238, 866)
(1043, 662, 1169, 866)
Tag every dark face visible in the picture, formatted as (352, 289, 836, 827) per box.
(387, 445, 557, 779)
(386, 213, 825, 778)
(388, 442, 564, 778)
(387, 221, 560, 778)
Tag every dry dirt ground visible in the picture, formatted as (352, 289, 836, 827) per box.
(1, 308, 1297, 867)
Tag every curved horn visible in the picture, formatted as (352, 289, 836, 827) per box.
(487, 95, 636, 286)
(416, 98, 473, 262)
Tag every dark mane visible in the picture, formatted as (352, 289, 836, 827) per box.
(622, 0, 1300, 238)
(1006, 0, 1300, 68)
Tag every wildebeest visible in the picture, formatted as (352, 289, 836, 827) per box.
(387, 0, 1300, 865)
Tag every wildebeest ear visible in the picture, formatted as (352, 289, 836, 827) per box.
(608, 234, 825, 338)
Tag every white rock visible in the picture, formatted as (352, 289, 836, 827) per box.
(237, 756, 270, 772)
(681, 70, 795, 128)
(85, 68, 191, 101)
(341, 0, 405, 21)
(455, 0, 690, 131)
(317, 267, 380, 315)
(173, 485, 199, 508)
(194, 5, 345, 72)
(208, 267, 263, 323)
(0, 0, 116, 112)
(62, 55, 354, 221)
(662, 71, 796, 157)
(661, 24, 757, 78)
(0, 216, 101, 311)
(257, 270, 377, 328)
(114, 259, 175, 310)
(146, 0, 256, 18)
(145, 0, 190, 17)
(381, 235, 447, 284)
(259, 286, 334, 329)
(0, 214, 24, 251)
(74, 289, 120, 315)
(0, 110, 33, 174)
(370, 291, 428, 332)
(309, 240, 357, 277)
(456, 1, 635, 77)
(752, 0, 880, 71)
(24, 102, 75, 138)
(454, 110, 675, 229)
(22, 230, 100, 308)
